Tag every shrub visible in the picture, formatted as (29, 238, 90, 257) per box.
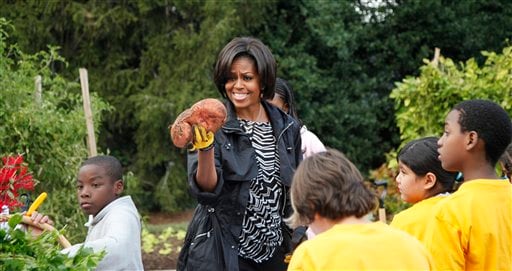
(391, 46, 512, 145)
(0, 18, 110, 242)
(0, 214, 104, 271)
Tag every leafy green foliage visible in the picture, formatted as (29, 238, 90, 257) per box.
(0, 214, 104, 271)
(0, 18, 109, 242)
(141, 224, 186, 255)
(391, 46, 512, 145)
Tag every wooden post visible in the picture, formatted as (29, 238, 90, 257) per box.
(378, 208, 386, 223)
(34, 75, 42, 104)
(79, 68, 97, 157)
(432, 47, 441, 67)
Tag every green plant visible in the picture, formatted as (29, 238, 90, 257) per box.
(0, 18, 110, 242)
(0, 214, 104, 271)
(141, 223, 186, 255)
(390, 46, 512, 146)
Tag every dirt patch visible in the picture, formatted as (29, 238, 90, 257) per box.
(142, 210, 194, 270)
(147, 210, 194, 225)
(142, 236, 182, 270)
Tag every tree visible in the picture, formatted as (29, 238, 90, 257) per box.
(255, 0, 512, 172)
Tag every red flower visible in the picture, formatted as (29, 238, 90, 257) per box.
(0, 155, 35, 211)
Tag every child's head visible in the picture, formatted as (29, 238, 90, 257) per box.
(396, 137, 457, 203)
(77, 155, 124, 216)
(438, 99, 512, 173)
(499, 144, 512, 181)
(288, 149, 377, 228)
(269, 78, 300, 120)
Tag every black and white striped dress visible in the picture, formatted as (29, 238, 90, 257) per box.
(238, 119, 283, 263)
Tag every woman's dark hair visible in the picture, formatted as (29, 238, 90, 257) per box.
(213, 37, 276, 100)
(453, 99, 512, 165)
(398, 137, 457, 193)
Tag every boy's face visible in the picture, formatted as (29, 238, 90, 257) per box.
(438, 110, 467, 172)
(76, 164, 123, 216)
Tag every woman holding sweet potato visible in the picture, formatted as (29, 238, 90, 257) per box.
(173, 37, 302, 271)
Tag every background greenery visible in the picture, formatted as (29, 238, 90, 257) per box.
(0, 0, 511, 236)
(0, 17, 110, 242)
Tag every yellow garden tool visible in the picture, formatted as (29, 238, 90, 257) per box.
(25, 192, 47, 216)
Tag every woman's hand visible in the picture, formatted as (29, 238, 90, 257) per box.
(170, 98, 226, 148)
(191, 125, 215, 151)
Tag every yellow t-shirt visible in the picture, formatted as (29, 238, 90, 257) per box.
(288, 222, 432, 271)
(390, 195, 447, 244)
(425, 179, 512, 270)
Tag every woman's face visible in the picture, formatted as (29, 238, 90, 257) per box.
(395, 161, 427, 204)
(225, 56, 262, 112)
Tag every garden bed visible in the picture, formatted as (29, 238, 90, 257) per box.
(142, 210, 193, 270)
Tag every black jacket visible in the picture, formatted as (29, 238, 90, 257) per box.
(177, 100, 302, 271)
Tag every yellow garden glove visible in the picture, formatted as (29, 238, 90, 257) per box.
(190, 125, 215, 151)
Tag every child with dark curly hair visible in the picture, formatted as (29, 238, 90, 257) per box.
(426, 99, 512, 270)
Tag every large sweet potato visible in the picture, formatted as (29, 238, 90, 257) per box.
(170, 98, 227, 148)
(170, 108, 194, 148)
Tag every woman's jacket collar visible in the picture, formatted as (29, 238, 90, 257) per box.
(222, 99, 296, 137)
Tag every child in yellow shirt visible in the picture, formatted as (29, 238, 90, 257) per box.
(287, 149, 432, 270)
(425, 99, 512, 270)
(390, 136, 457, 243)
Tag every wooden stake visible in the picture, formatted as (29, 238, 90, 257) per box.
(34, 75, 42, 104)
(432, 47, 441, 67)
(378, 208, 386, 223)
(79, 68, 97, 157)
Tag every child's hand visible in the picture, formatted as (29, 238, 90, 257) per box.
(27, 211, 54, 236)
(30, 211, 53, 224)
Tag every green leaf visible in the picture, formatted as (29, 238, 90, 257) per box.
(7, 214, 22, 228)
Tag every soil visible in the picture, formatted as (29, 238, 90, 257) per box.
(142, 237, 182, 270)
(143, 210, 194, 270)
(147, 211, 194, 225)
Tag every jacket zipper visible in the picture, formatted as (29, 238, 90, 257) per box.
(277, 121, 293, 144)
(277, 121, 293, 216)
(194, 229, 212, 239)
